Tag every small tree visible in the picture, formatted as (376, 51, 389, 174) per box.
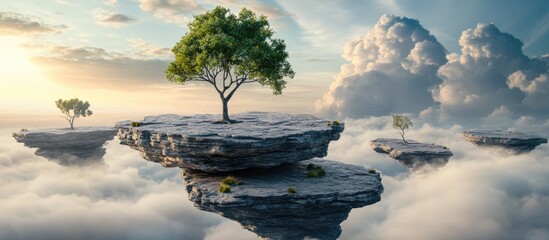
(166, 6, 295, 123)
(55, 98, 93, 130)
(392, 114, 412, 143)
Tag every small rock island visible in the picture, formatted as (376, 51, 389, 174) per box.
(116, 112, 344, 172)
(13, 126, 116, 166)
(462, 130, 548, 154)
(184, 159, 383, 240)
(371, 138, 453, 171)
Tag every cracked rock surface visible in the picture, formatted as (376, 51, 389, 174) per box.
(116, 112, 344, 172)
(462, 130, 547, 154)
(183, 158, 383, 240)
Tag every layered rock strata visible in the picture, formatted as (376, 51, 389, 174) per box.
(371, 138, 453, 171)
(116, 112, 344, 172)
(462, 130, 547, 154)
(13, 126, 116, 166)
(183, 159, 383, 240)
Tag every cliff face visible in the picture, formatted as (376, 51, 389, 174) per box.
(462, 130, 548, 154)
(13, 126, 116, 166)
(116, 112, 384, 239)
(116, 112, 344, 172)
(183, 159, 383, 240)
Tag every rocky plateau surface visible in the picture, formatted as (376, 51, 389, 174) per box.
(13, 126, 116, 166)
(116, 112, 344, 172)
(462, 130, 547, 154)
(371, 138, 453, 171)
(183, 158, 383, 240)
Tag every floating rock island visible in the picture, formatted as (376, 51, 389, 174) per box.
(184, 159, 383, 240)
(462, 130, 547, 154)
(117, 112, 383, 240)
(371, 138, 453, 171)
(116, 112, 344, 172)
(13, 126, 116, 166)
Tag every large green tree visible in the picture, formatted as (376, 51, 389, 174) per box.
(166, 6, 295, 122)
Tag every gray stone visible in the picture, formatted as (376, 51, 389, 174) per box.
(13, 126, 116, 166)
(461, 130, 548, 154)
(116, 112, 344, 172)
(371, 138, 453, 171)
(183, 158, 383, 240)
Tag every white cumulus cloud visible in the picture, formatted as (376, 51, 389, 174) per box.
(315, 14, 447, 119)
(434, 23, 549, 121)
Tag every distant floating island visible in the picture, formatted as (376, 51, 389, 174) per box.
(12, 126, 116, 166)
(461, 130, 548, 154)
(370, 138, 453, 172)
(183, 159, 383, 240)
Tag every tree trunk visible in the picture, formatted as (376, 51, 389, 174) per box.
(400, 132, 407, 143)
(221, 97, 230, 122)
(70, 119, 74, 130)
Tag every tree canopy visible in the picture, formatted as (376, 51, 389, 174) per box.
(55, 98, 93, 130)
(392, 114, 413, 143)
(166, 6, 295, 122)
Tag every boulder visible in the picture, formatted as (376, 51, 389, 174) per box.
(461, 130, 547, 154)
(183, 158, 383, 240)
(371, 138, 453, 171)
(116, 112, 344, 172)
(13, 126, 116, 166)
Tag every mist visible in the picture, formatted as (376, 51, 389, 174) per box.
(1, 114, 547, 240)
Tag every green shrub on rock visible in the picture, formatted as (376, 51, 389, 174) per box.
(306, 164, 326, 178)
(218, 183, 231, 193)
(288, 187, 296, 194)
(222, 176, 236, 185)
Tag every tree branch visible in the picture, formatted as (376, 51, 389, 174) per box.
(205, 66, 222, 94)
(242, 79, 258, 84)
(225, 77, 247, 101)
(224, 70, 236, 91)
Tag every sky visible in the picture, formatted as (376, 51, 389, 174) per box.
(0, 0, 548, 126)
(1, 2, 548, 239)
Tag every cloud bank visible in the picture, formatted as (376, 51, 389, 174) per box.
(0, 11, 65, 36)
(0, 129, 225, 240)
(2, 116, 548, 240)
(315, 14, 447, 118)
(316, 15, 548, 124)
(30, 45, 170, 89)
(434, 23, 549, 121)
(326, 117, 549, 240)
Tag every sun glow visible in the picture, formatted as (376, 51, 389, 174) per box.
(0, 37, 64, 115)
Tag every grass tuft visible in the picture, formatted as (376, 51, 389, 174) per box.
(218, 183, 231, 193)
(307, 164, 326, 178)
(288, 187, 296, 194)
(221, 176, 236, 185)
